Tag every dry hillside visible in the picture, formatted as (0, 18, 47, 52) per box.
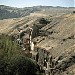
(0, 5, 75, 75)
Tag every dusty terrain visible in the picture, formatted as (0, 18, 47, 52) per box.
(0, 5, 75, 74)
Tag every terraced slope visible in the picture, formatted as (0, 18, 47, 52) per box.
(35, 13, 75, 57)
(32, 13, 75, 74)
(0, 6, 75, 74)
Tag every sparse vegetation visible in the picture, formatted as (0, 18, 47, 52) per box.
(0, 5, 75, 75)
(39, 18, 49, 24)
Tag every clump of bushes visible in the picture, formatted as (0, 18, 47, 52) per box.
(0, 34, 39, 75)
(39, 18, 50, 24)
(73, 11, 75, 13)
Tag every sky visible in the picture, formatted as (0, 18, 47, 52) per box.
(0, 0, 74, 8)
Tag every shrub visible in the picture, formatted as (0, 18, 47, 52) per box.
(73, 11, 75, 13)
(0, 34, 39, 75)
(39, 18, 49, 24)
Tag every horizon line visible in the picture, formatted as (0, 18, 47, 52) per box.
(0, 4, 75, 8)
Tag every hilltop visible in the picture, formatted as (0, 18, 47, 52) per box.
(0, 5, 74, 19)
